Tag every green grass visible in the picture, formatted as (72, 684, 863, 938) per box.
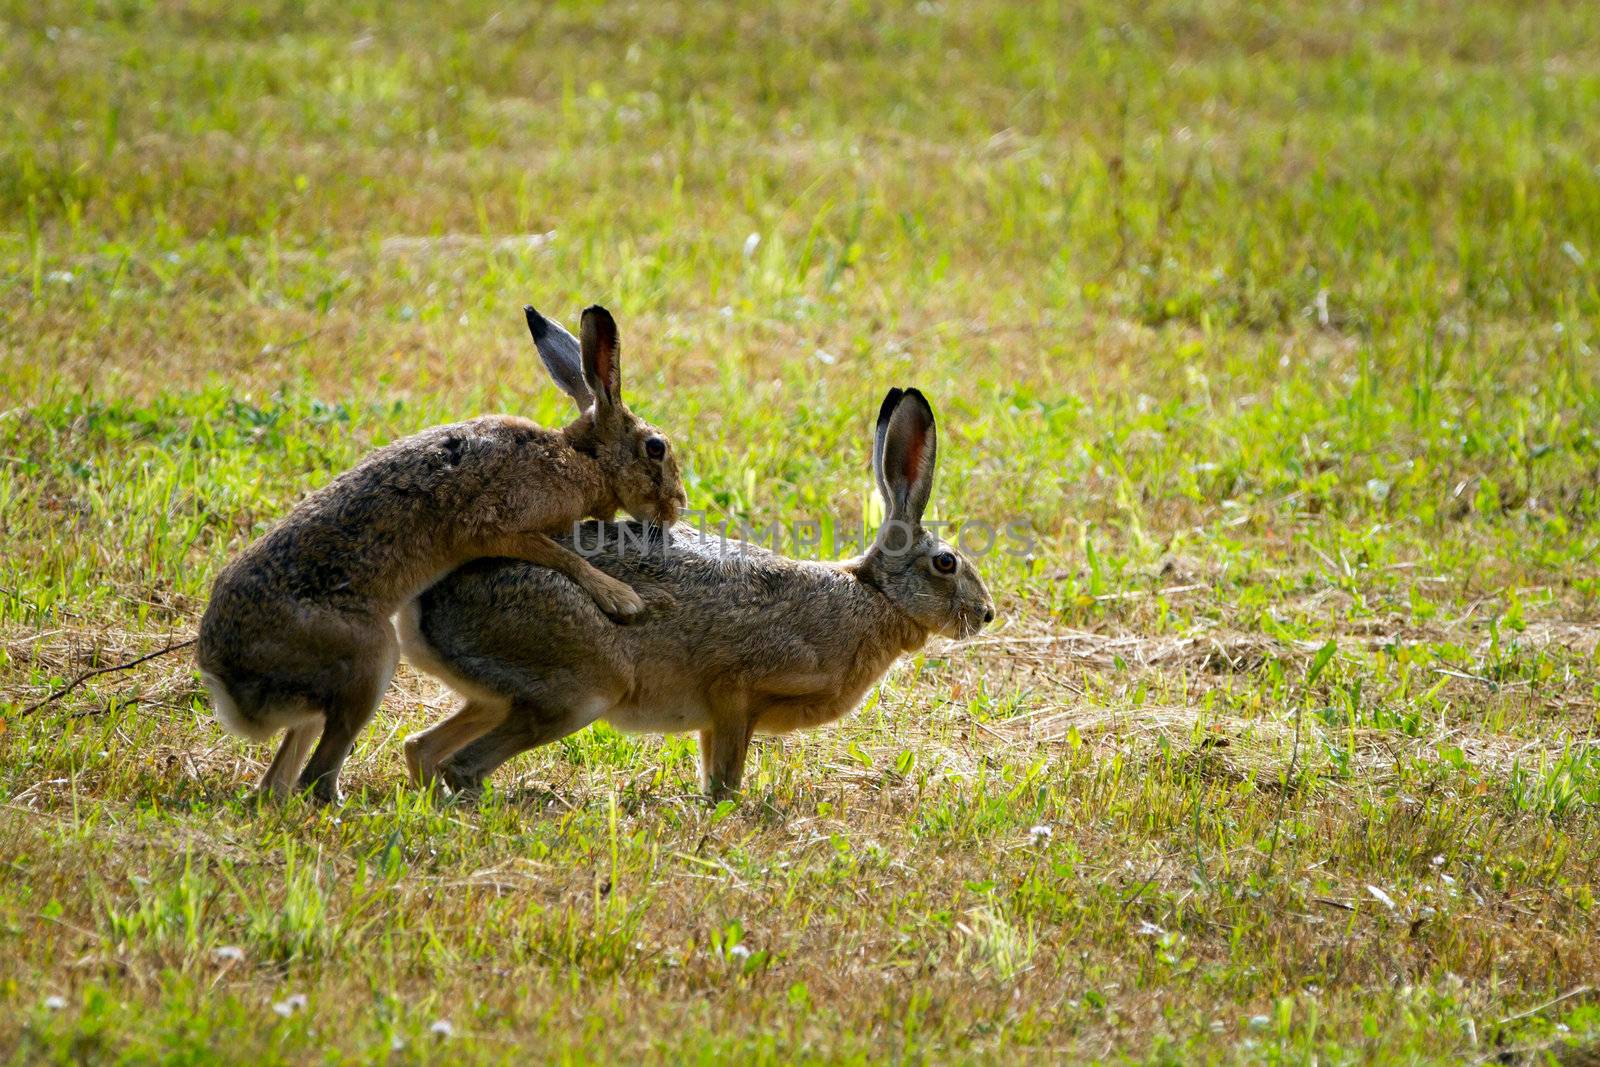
(3, 0, 1600, 1062)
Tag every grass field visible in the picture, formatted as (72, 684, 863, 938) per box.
(4, 0, 1600, 1061)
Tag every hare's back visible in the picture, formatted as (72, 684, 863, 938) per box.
(563, 522, 863, 681)
(560, 522, 831, 629)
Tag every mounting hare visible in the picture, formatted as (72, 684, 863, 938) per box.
(199, 305, 686, 802)
(400, 387, 994, 798)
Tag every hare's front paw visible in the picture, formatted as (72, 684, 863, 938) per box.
(589, 575, 644, 620)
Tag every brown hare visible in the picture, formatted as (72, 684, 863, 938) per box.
(198, 305, 686, 803)
(399, 387, 993, 798)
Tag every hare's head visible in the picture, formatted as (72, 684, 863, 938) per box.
(859, 388, 994, 640)
(527, 304, 687, 525)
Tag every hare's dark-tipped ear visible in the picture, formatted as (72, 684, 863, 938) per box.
(526, 306, 595, 411)
(878, 387, 936, 526)
(580, 305, 621, 410)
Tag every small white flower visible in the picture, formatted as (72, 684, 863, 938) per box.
(726, 944, 752, 963)
(1136, 920, 1165, 936)
(814, 349, 836, 365)
(212, 946, 245, 962)
(743, 233, 762, 259)
(1431, 854, 1445, 867)
(429, 1019, 454, 1039)
(271, 993, 307, 1017)
(390, 1036, 406, 1052)
(1248, 1014, 1270, 1030)
(44, 995, 67, 1011)
(1029, 824, 1053, 845)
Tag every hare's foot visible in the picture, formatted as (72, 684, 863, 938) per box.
(489, 531, 644, 620)
(402, 733, 427, 786)
(580, 570, 644, 620)
(404, 700, 507, 787)
(439, 763, 486, 799)
(307, 780, 344, 806)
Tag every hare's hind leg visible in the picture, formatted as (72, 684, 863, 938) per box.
(260, 724, 319, 798)
(404, 699, 507, 787)
(486, 530, 643, 620)
(294, 626, 399, 804)
(437, 694, 609, 795)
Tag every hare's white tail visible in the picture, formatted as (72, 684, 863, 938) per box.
(203, 670, 316, 742)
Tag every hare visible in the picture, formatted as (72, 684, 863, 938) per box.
(198, 304, 687, 803)
(398, 387, 994, 798)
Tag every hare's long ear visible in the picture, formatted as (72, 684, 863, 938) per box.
(877, 387, 937, 529)
(580, 305, 622, 414)
(872, 387, 904, 503)
(526, 306, 595, 412)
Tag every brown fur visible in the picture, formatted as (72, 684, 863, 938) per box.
(399, 388, 994, 798)
(198, 306, 686, 802)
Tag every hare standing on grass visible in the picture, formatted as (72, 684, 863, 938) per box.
(198, 305, 687, 803)
(399, 387, 994, 798)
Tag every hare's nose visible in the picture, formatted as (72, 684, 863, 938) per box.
(982, 607, 995, 624)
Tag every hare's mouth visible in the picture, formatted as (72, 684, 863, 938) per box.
(651, 494, 683, 526)
(951, 613, 985, 640)
(634, 498, 681, 526)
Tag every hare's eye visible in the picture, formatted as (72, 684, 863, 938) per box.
(932, 550, 958, 575)
(645, 436, 667, 461)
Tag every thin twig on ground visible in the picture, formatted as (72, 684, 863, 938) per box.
(17, 635, 197, 716)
